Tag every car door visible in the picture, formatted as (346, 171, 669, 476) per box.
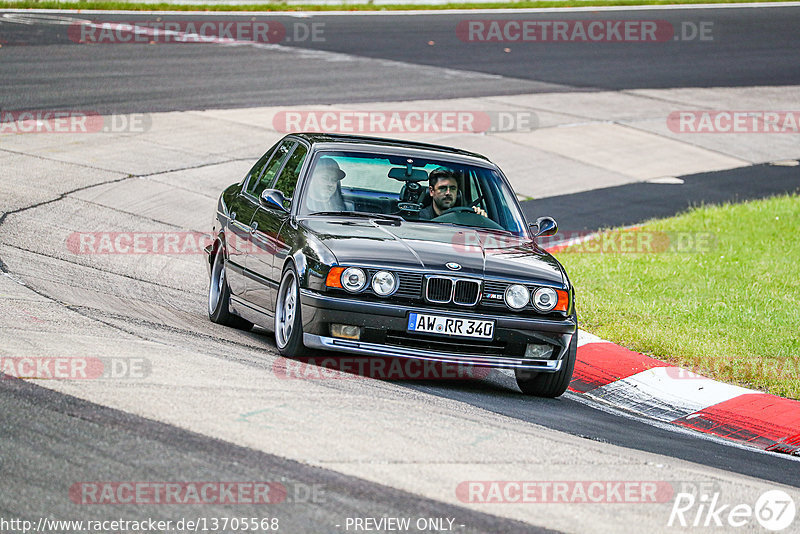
(224, 144, 278, 297)
(245, 140, 309, 314)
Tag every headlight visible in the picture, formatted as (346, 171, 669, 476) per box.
(504, 284, 529, 310)
(341, 267, 366, 292)
(371, 270, 397, 296)
(532, 287, 558, 312)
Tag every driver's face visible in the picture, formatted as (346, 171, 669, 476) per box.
(431, 178, 458, 212)
(316, 167, 339, 196)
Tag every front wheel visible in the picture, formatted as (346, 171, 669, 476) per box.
(208, 242, 252, 330)
(515, 329, 577, 397)
(274, 266, 305, 357)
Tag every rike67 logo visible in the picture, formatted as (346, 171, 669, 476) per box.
(669, 488, 796, 531)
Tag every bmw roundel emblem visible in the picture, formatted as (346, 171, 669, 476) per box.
(445, 262, 461, 271)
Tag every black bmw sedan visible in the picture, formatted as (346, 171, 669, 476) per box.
(206, 133, 577, 397)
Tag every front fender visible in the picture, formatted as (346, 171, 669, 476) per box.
(285, 232, 337, 293)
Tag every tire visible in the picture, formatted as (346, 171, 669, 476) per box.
(274, 265, 305, 357)
(208, 242, 253, 330)
(515, 327, 577, 398)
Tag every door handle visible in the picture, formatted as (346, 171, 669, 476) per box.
(250, 222, 258, 234)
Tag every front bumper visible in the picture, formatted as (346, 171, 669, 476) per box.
(300, 289, 577, 371)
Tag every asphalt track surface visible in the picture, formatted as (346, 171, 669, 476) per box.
(2, 6, 800, 533)
(0, 377, 541, 533)
(520, 163, 800, 232)
(0, 6, 799, 113)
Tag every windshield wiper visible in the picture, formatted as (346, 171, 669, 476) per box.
(308, 211, 404, 222)
(430, 221, 515, 235)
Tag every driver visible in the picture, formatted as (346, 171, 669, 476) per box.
(306, 157, 346, 212)
(418, 168, 487, 219)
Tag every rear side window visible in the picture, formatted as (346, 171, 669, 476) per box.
(241, 150, 273, 189)
(246, 140, 294, 198)
(273, 143, 308, 208)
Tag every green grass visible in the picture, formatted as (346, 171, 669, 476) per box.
(0, 0, 796, 11)
(558, 194, 800, 400)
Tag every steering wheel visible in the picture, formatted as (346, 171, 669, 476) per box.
(432, 206, 505, 231)
(439, 206, 477, 215)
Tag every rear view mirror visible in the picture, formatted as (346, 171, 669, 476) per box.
(388, 167, 429, 182)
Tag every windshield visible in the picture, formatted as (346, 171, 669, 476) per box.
(298, 150, 527, 236)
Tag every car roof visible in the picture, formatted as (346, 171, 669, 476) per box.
(289, 133, 491, 162)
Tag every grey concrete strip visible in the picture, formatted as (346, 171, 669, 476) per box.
(497, 122, 749, 181)
(70, 177, 219, 231)
(3, 86, 797, 201)
(0, 152, 127, 213)
(434, 133, 633, 198)
(620, 85, 800, 164)
(146, 159, 255, 200)
(185, 86, 798, 196)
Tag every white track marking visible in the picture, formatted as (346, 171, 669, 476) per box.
(586, 366, 755, 422)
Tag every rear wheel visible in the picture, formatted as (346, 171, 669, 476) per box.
(275, 265, 305, 357)
(208, 242, 252, 330)
(515, 329, 577, 397)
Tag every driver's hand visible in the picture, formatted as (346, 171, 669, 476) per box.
(472, 206, 488, 217)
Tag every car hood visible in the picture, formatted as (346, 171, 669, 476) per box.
(302, 218, 564, 285)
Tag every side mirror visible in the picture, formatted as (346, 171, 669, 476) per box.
(530, 216, 558, 238)
(260, 189, 288, 212)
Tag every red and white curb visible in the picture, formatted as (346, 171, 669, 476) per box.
(569, 330, 800, 457)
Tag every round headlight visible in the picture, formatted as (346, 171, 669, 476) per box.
(504, 284, 530, 310)
(532, 287, 558, 312)
(371, 270, 397, 296)
(341, 267, 366, 292)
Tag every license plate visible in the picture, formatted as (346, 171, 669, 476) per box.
(407, 313, 495, 340)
